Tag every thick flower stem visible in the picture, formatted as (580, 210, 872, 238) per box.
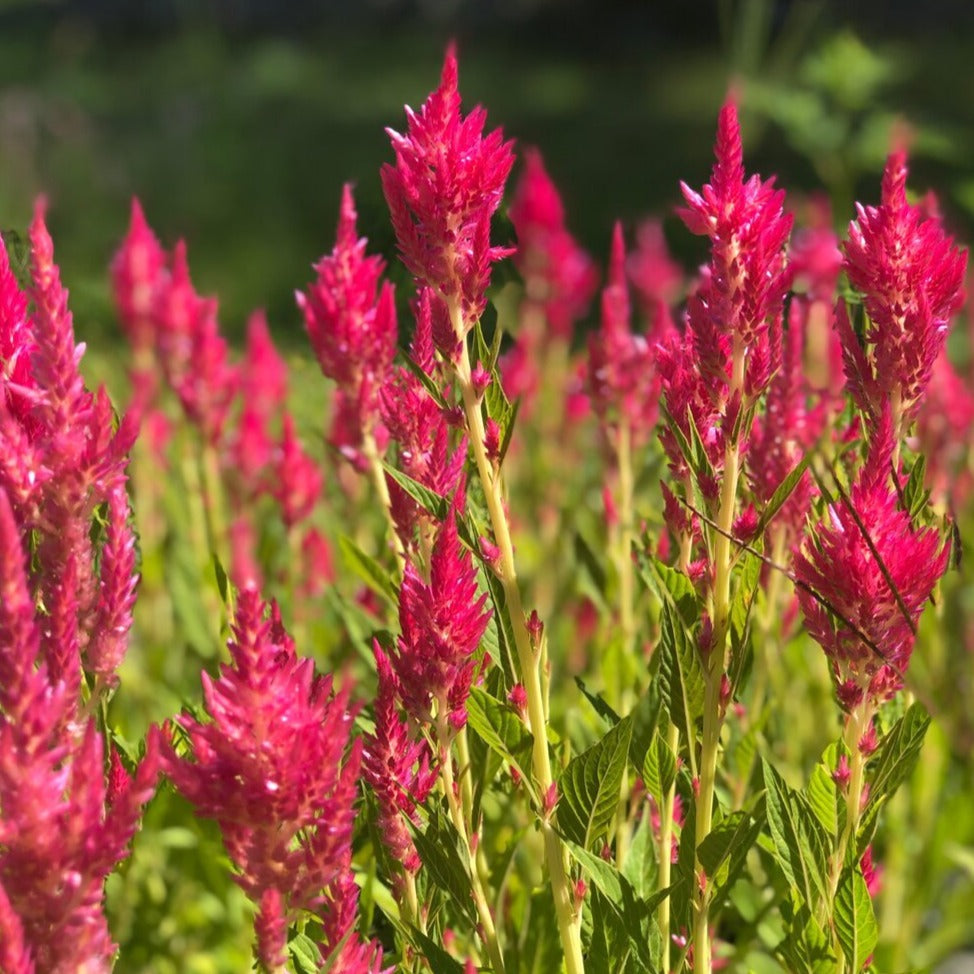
(451, 304, 585, 974)
(361, 425, 407, 577)
(658, 721, 680, 971)
(437, 719, 506, 974)
(692, 338, 747, 974)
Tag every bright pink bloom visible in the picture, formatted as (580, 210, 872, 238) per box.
(297, 184, 397, 464)
(0, 488, 159, 972)
(794, 414, 949, 709)
(509, 148, 597, 340)
(388, 509, 491, 726)
(626, 218, 683, 322)
(272, 413, 323, 529)
(588, 223, 668, 445)
(842, 151, 966, 426)
(110, 198, 167, 357)
(362, 646, 437, 888)
(162, 589, 381, 969)
(678, 98, 793, 353)
(382, 46, 515, 342)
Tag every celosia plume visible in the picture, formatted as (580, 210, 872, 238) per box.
(387, 507, 491, 727)
(382, 46, 515, 348)
(297, 183, 398, 466)
(842, 151, 967, 428)
(162, 590, 382, 970)
(794, 413, 949, 709)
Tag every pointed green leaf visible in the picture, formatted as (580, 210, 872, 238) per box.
(834, 867, 879, 971)
(575, 676, 621, 728)
(558, 717, 632, 849)
(697, 806, 764, 906)
(901, 454, 929, 521)
(657, 601, 705, 744)
(807, 743, 844, 838)
(382, 464, 450, 522)
(465, 685, 535, 790)
(401, 353, 448, 409)
(411, 931, 468, 974)
(753, 452, 813, 540)
(337, 534, 397, 606)
(412, 811, 478, 927)
(866, 702, 930, 813)
(641, 732, 678, 807)
(288, 933, 321, 974)
(762, 759, 831, 910)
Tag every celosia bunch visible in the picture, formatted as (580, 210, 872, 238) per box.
(386, 503, 491, 728)
(794, 415, 949, 709)
(587, 222, 669, 443)
(362, 647, 437, 892)
(382, 46, 514, 353)
(297, 184, 398, 468)
(841, 151, 967, 430)
(0, 210, 157, 971)
(162, 589, 383, 972)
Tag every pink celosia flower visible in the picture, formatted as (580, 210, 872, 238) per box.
(362, 646, 437, 889)
(0, 487, 159, 973)
(272, 413, 323, 530)
(626, 217, 683, 324)
(382, 46, 515, 347)
(508, 147, 597, 341)
(842, 151, 966, 427)
(297, 184, 397, 467)
(162, 589, 382, 970)
(794, 413, 949, 709)
(387, 508, 491, 727)
(588, 223, 668, 445)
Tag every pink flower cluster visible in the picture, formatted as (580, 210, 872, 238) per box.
(163, 589, 385, 972)
(1, 210, 158, 972)
(382, 47, 515, 354)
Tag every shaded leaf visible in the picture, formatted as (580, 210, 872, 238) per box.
(834, 867, 879, 971)
(657, 601, 705, 744)
(558, 717, 632, 849)
(466, 685, 535, 790)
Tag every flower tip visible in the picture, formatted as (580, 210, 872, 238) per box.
(608, 221, 627, 286)
(441, 41, 459, 90)
(337, 182, 359, 247)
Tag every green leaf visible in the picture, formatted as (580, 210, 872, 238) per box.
(337, 534, 397, 606)
(697, 806, 764, 907)
(866, 702, 930, 813)
(753, 452, 813, 539)
(465, 686, 535, 791)
(762, 759, 831, 910)
(656, 601, 705, 744)
(382, 463, 450, 523)
(573, 529, 609, 608)
(212, 553, 231, 607)
(834, 867, 879, 971)
(411, 810, 478, 927)
(558, 717, 632, 850)
(628, 676, 665, 774)
(901, 454, 929, 521)
(575, 676, 621, 728)
(481, 568, 520, 688)
(775, 895, 836, 974)
(637, 555, 697, 627)
(621, 811, 658, 900)
(807, 742, 844, 838)
(641, 732, 677, 807)
(728, 548, 761, 695)
(289, 932, 322, 973)
(401, 353, 448, 409)
(412, 931, 468, 974)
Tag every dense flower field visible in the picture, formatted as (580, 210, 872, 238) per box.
(2, 46, 973, 974)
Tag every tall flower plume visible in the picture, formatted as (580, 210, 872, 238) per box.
(297, 184, 398, 468)
(387, 506, 491, 727)
(162, 590, 383, 971)
(842, 151, 967, 428)
(382, 46, 515, 351)
(794, 413, 949, 710)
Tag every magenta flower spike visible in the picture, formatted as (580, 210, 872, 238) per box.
(0, 486, 159, 972)
(272, 412, 323, 529)
(162, 589, 382, 970)
(794, 412, 949, 709)
(509, 147, 597, 340)
(110, 198, 167, 357)
(842, 150, 967, 427)
(297, 183, 398, 465)
(388, 508, 491, 727)
(587, 222, 664, 445)
(362, 645, 437, 889)
(382, 46, 515, 348)
(678, 99, 792, 352)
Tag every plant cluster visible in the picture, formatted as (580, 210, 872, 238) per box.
(2, 46, 973, 974)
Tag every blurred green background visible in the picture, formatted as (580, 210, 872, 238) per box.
(3, 0, 974, 350)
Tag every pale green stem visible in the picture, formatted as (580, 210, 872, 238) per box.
(692, 337, 747, 974)
(449, 300, 585, 974)
(361, 425, 407, 578)
(437, 717, 506, 974)
(658, 721, 681, 971)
